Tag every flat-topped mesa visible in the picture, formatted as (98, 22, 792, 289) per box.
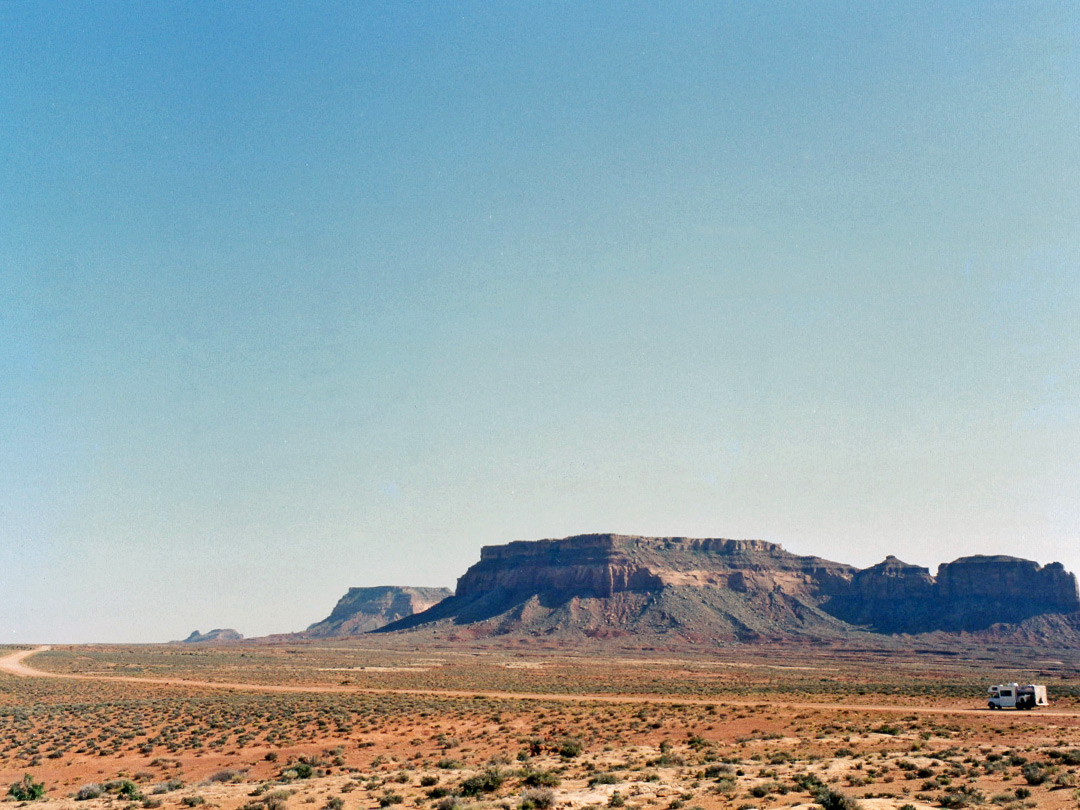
(456, 533, 856, 600)
(937, 556, 1080, 610)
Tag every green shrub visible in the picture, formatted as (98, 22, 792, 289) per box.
(1021, 763, 1048, 785)
(714, 776, 737, 796)
(792, 772, 824, 792)
(522, 769, 560, 788)
(151, 779, 184, 795)
(750, 782, 783, 798)
(1051, 749, 1080, 766)
(558, 738, 583, 759)
(75, 784, 103, 801)
(813, 786, 861, 810)
(100, 780, 143, 801)
(459, 768, 505, 797)
(520, 788, 555, 810)
(378, 791, 403, 807)
(8, 775, 46, 801)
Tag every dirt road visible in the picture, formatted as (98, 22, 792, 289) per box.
(3, 646, 1078, 721)
(0, 646, 60, 677)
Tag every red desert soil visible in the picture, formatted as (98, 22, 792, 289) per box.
(4, 647, 1079, 719)
(4, 644, 1080, 810)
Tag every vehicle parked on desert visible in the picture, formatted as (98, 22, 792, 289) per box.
(987, 683, 1048, 709)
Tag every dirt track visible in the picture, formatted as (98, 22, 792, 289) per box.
(4, 646, 1078, 720)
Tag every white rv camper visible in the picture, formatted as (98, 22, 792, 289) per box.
(987, 683, 1048, 710)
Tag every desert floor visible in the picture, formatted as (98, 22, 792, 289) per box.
(3, 640, 1080, 810)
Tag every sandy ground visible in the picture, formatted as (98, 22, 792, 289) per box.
(4, 646, 1079, 720)
(4, 645, 1080, 810)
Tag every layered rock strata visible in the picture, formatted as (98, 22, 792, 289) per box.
(455, 534, 855, 600)
(380, 534, 1079, 640)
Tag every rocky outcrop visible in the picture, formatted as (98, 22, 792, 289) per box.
(823, 554, 1079, 633)
(850, 556, 936, 600)
(821, 556, 937, 632)
(178, 628, 243, 643)
(931, 556, 1079, 631)
(937, 556, 1078, 605)
(379, 534, 1079, 642)
(305, 586, 452, 637)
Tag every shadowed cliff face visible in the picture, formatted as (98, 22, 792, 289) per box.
(305, 586, 453, 637)
(380, 534, 1080, 642)
(822, 554, 1080, 633)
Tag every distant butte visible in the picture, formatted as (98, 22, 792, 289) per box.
(177, 628, 244, 643)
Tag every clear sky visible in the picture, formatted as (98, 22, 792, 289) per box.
(2, 2, 1078, 643)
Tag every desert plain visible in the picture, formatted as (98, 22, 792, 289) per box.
(3, 641, 1080, 810)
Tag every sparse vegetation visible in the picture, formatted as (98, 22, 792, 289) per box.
(2, 642, 1079, 810)
(74, 783, 103, 800)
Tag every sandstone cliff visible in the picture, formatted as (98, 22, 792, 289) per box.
(456, 534, 855, 600)
(305, 586, 452, 637)
(823, 554, 1080, 632)
(380, 534, 1079, 642)
(383, 534, 860, 641)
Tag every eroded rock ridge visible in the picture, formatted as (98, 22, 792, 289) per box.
(825, 553, 1080, 632)
(305, 586, 453, 636)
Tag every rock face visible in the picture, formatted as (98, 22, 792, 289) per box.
(937, 556, 1077, 604)
(180, 628, 243, 643)
(455, 534, 854, 600)
(305, 586, 453, 637)
(380, 534, 1079, 642)
(825, 554, 1080, 633)
(383, 534, 859, 641)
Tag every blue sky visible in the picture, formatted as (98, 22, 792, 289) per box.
(2, 2, 1079, 642)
